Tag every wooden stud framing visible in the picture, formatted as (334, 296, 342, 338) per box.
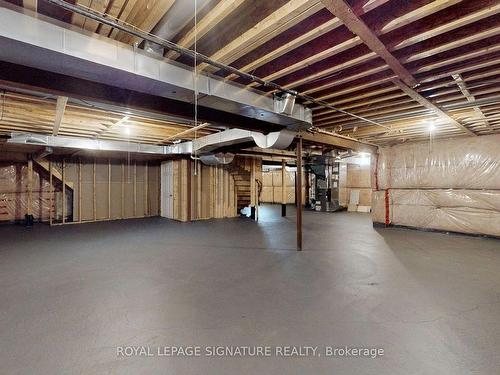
(27, 157, 33, 218)
(78, 160, 82, 223)
(108, 158, 111, 219)
(133, 161, 137, 217)
(49, 158, 53, 225)
(93, 158, 96, 221)
(62, 158, 65, 224)
(186, 159, 192, 222)
(121, 161, 125, 219)
(145, 161, 149, 216)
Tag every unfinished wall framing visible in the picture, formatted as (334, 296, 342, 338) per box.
(161, 156, 263, 222)
(0, 154, 160, 225)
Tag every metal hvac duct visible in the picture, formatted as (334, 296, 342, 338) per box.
(0, 3, 312, 130)
(199, 153, 235, 165)
(6, 128, 297, 159)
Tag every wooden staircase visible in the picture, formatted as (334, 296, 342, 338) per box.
(226, 161, 253, 214)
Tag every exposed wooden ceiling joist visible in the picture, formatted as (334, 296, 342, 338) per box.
(392, 79, 476, 136)
(166, 0, 246, 60)
(452, 73, 491, 129)
(300, 130, 377, 153)
(198, 0, 324, 72)
(159, 122, 210, 143)
(320, 0, 417, 87)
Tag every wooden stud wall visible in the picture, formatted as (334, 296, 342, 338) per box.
(48, 157, 160, 225)
(160, 156, 263, 222)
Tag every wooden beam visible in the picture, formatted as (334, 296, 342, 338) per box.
(95, 115, 129, 138)
(145, 161, 149, 216)
(117, 0, 176, 45)
(78, 160, 82, 223)
(62, 158, 66, 224)
(108, 158, 111, 219)
(392, 79, 476, 136)
(227, 17, 343, 80)
(93, 158, 96, 221)
(199, 0, 324, 71)
(27, 157, 33, 218)
(159, 122, 210, 143)
(296, 138, 303, 251)
(380, 0, 463, 34)
(133, 160, 137, 217)
(392, 2, 500, 50)
(186, 159, 191, 222)
(53, 96, 68, 136)
(248, 36, 363, 87)
(121, 161, 125, 218)
(49, 158, 53, 225)
(452, 73, 491, 128)
(320, 0, 417, 87)
(300, 131, 378, 153)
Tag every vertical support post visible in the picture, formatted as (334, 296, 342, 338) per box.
(145, 162, 149, 216)
(49, 158, 53, 225)
(158, 162, 161, 216)
(121, 161, 125, 219)
(93, 158, 96, 221)
(133, 161, 137, 217)
(250, 158, 256, 220)
(108, 159, 111, 219)
(186, 159, 192, 222)
(281, 159, 286, 217)
(305, 169, 311, 209)
(26, 156, 34, 226)
(62, 158, 65, 224)
(296, 138, 303, 251)
(78, 160, 82, 223)
(197, 163, 202, 219)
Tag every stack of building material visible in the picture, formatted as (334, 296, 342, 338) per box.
(261, 169, 297, 204)
(372, 134, 500, 237)
(339, 162, 372, 212)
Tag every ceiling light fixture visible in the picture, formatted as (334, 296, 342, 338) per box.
(429, 119, 436, 132)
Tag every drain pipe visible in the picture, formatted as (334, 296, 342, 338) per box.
(44, 0, 386, 129)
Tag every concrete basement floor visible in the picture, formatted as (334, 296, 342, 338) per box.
(1, 205, 500, 375)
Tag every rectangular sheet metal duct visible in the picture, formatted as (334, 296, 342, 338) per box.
(0, 3, 312, 130)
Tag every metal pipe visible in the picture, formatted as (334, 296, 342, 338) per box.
(44, 0, 385, 129)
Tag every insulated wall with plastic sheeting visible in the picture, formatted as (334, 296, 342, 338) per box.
(372, 134, 500, 237)
(374, 134, 500, 190)
(0, 162, 56, 222)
